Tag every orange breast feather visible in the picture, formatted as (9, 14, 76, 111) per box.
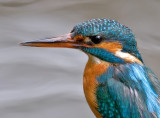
(83, 57, 109, 118)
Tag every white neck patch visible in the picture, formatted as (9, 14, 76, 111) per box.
(115, 51, 142, 64)
(87, 51, 142, 65)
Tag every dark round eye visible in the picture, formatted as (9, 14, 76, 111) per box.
(89, 35, 103, 44)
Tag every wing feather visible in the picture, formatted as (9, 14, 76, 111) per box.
(96, 63, 160, 118)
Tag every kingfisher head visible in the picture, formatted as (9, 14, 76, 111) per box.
(21, 18, 143, 64)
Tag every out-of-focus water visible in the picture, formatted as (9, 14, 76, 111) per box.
(0, 0, 160, 118)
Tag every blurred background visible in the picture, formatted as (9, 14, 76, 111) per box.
(0, 0, 160, 118)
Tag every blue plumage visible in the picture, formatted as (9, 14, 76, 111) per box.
(82, 47, 125, 63)
(72, 19, 143, 62)
(96, 63, 160, 118)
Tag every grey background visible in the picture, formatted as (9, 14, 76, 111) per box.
(0, 0, 160, 118)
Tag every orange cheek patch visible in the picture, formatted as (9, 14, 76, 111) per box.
(94, 42, 123, 53)
(73, 35, 84, 41)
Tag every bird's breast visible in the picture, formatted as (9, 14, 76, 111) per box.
(83, 56, 109, 118)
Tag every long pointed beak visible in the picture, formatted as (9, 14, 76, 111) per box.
(20, 33, 84, 48)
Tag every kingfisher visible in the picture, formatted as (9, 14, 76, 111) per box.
(20, 19, 160, 118)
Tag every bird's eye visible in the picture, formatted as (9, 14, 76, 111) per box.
(89, 35, 103, 44)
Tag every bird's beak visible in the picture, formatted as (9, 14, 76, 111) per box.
(20, 33, 84, 48)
